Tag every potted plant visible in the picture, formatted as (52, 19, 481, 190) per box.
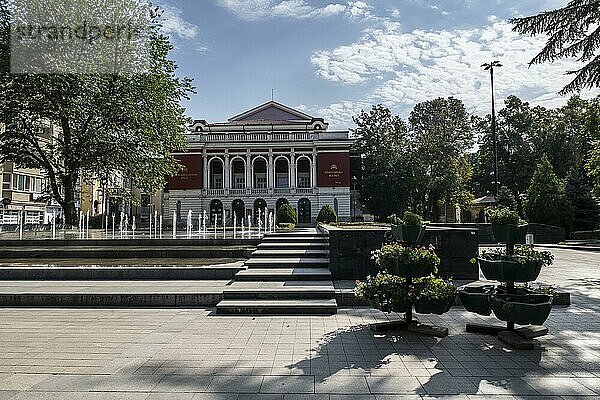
(488, 207, 526, 244)
(458, 285, 494, 316)
(413, 276, 457, 315)
(371, 243, 440, 279)
(478, 246, 554, 283)
(390, 211, 425, 243)
(490, 291, 553, 326)
(355, 272, 410, 313)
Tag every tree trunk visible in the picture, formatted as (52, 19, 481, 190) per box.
(59, 173, 79, 227)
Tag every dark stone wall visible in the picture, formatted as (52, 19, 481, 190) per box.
(322, 225, 479, 281)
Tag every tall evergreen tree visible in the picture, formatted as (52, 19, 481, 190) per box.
(496, 186, 518, 211)
(565, 169, 600, 231)
(525, 155, 573, 229)
(512, 1, 600, 94)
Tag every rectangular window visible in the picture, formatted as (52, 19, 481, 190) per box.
(17, 175, 25, 191)
(298, 176, 310, 188)
(35, 178, 42, 193)
(2, 174, 10, 190)
(256, 177, 267, 189)
(235, 177, 245, 189)
(24, 176, 31, 192)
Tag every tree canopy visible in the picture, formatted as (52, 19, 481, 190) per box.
(0, 1, 194, 225)
(512, 0, 600, 94)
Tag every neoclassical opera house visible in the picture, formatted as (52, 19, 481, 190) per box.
(164, 101, 355, 224)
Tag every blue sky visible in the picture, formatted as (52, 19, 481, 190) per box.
(158, 1, 594, 129)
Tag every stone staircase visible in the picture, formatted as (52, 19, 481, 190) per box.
(216, 228, 337, 315)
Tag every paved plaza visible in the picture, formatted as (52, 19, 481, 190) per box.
(0, 247, 598, 399)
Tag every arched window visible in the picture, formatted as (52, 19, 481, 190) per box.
(209, 158, 224, 189)
(230, 158, 246, 189)
(253, 157, 267, 188)
(275, 157, 289, 188)
(232, 199, 245, 224)
(296, 157, 311, 188)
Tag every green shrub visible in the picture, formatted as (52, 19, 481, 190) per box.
(316, 204, 337, 224)
(388, 211, 424, 226)
(488, 207, 520, 225)
(276, 204, 297, 224)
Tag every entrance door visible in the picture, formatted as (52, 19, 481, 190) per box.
(253, 198, 267, 224)
(298, 198, 311, 224)
(232, 199, 245, 224)
(210, 199, 223, 225)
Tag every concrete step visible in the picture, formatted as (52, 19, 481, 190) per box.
(244, 258, 329, 268)
(0, 263, 245, 280)
(0, 280, 230, 307)
(234, 268, 332, 281)
(0, 247, 254, 259)
(251, 249, 330, 258)
(223, 281, 335, 300)
(261, 236, 327, 242)
(216, 299, 338, 315)
(257, 242, 328, 250)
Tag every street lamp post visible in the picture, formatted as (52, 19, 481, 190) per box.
(482, 61, 502, 197)
(351, 176, 357, 222)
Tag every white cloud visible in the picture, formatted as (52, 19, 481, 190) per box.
(217, 0, 363, 21)
(311, 20, 600, 127)
(159, 4, 199, 40)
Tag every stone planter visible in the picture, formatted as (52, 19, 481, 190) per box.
(389, 259, 434, 279)
(478, 257, 542, 283)
(391, 224, 425, 243)
(458, 285, 493, 316)
(414, 296, 454, 315)
(490, 293, 553, 326)
(492, 224, 526, 244)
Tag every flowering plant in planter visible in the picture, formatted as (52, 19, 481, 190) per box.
(488, 207, 526, 244)
(371, 243, 440, 278)
(355, 272, 409, 312)
(413, 276, 457, 315)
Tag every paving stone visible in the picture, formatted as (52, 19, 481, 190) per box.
(469, 377, 539, 395)
(366, 376, 424, 395)
(315, 376, 370, 394)
(153, 375, 213, 393)
(206, 375, 264, 393)
(522, 377, 597, 396)
(417, 375, 477, 395)
(260, 376, 314, 394)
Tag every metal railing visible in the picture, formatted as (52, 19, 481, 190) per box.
(201, 132, 315, 142)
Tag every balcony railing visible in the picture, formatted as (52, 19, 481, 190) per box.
(202, 187, 317, 197)
(200, 132, 315, 143)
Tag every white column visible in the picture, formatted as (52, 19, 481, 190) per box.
(311, 150, 317, 188)
(224, 152, 230, 189)
(268, 151, 274, 188)
(246, 152, 252, 189)
(203, 153, 209, 189)
(290, 151, 296, 189)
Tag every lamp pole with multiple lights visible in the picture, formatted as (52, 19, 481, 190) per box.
(482, 60, 502, 197)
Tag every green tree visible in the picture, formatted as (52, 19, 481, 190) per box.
(353, 105, 416, 219)
(565, 169, 600, 231)
(512, 1, 600, 94)
(408, 97, 474, 220)
(525, 156, 573, 229)
(496, 186, 518, 211)
(0, 1, 194, 225)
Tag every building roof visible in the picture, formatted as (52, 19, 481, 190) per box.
(473, 195, 496, 205)
(227, 101, 315, 123)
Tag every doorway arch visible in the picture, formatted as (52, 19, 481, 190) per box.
(232, 199, 245, 224)
(210, 199, 223, 225)
(253, 198, 267, 224)
(276, 198, 289, 212)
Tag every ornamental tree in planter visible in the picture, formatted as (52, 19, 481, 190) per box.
(389, 211, 425, 243)
(459, 209, 556, 349)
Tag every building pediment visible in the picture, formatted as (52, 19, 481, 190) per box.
(228, 101, 314, 123)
